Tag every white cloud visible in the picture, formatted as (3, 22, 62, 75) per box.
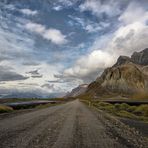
(41, 83, 55, 90)
(20, 9, 38, 15)
(63, 50, 114, 78)
(53, 5, 63, 11)
(79, 0, 121, 17)
(0, 20, 34, 56)
(4, 4, 16, 10)
(69, 16, 107, 33)
(118, 2, 148, 24)
(25, 22, 67, 45)
(111, 1, 148, 55)
(43, 29, 67, 45)
(58, 0, 78, 6)
(80, 0, 100, 14)
(110, 22, 148, 55)
(56, 48, 115, 84)
(25, 22, 45, 34)
(85, 24, 102, 33)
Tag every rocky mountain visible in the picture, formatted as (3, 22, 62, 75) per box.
(142, 65, 148, 75)
(131, 48, 148, 65)
(113, 48, 148, 67)
(65, 84, 88, 98)
(85, 48, 148, 98)
(113, 56, 132, 67)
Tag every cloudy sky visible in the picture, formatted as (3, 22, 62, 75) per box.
(0, 0, 148, 97)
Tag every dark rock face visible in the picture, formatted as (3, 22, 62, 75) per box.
(113, 56, 132, 67)
(131, 48, 148, 65)
(113, 48, 148, 67)
(99, 64, 145, 94)
(142, 66, 148, 75)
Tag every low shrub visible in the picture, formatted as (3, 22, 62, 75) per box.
(134, 105, 148, 117)
(98, 102, 112, 107)
(116, 103, 130, 111)
(90, 101, 148, 121)
(0, 105, 13, 113)
(97, 102, 116, 113)
(116, 110, 137, 119)
(103, 105, 116, 113)
(114, 103, 121, 110)
(127, 106, 137, 112)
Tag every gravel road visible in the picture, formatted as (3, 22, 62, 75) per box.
(0, 100, 147, 148)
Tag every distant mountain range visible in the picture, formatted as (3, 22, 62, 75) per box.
(0, 91, 65, 99)
(0, 92, 42, 99)
(65, 84, 88, 98)
(68, 48, 148, 99)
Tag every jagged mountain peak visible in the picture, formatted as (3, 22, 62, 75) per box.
(113, 48, 148, 67)
(113, 56, 132, 67)
(131, 48, 148, 65)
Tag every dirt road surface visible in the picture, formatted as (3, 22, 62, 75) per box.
(0, 100, 147, 148)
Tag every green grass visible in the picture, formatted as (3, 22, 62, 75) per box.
(133, 105, 148, 117)
(116, 110, 138, 119)
(10, 102, 60, 110)
(89, 101, 148, 122)
(0, 102, 62, 114)
(0, 105, 13, 113)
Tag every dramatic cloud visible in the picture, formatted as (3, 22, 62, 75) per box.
(0, 66, 28, 82)
(59, 1, 148, 84)
(26, 70, 43, 78)
(118, 2, 148, 24)
(59, 50, 114, 82)
(0, 0, 148, 96)
(110, 22, 148, 55)
(41, 84, 55, 90)
(22, 61, 40, 66)
(20, 8, 38, 16)
(109, 1, 148, 55)
(0, 55, 11, 62)
(25, 22, 67, 45)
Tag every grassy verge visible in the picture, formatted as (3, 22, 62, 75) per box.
(0, 104, 13, 113)
(0, 102, 62, 114)
(82, 100, 148, 122)
(9, 102, 62, 110)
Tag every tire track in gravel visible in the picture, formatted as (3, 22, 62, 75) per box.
(77, 102, 125, 148)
